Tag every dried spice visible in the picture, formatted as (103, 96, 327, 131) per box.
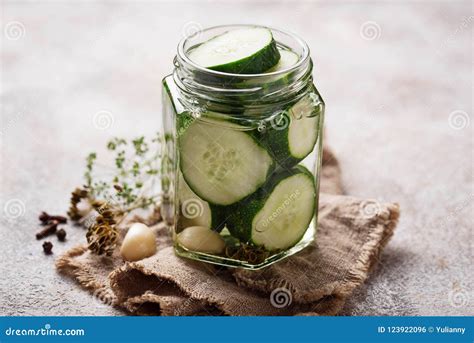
(56, 228, 67, 241)
(42, 241, 53, 255)
(86, 222, 118, 256)
(86, 201, 119, 256)
(39, 212, 67, 225)
(225, 243, 272, 265)
(36, 222, 58, 240)
(57, 134, 162, 256)
(67, 187, 89, 221)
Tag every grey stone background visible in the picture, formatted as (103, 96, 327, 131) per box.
(1, 1, 472, 315)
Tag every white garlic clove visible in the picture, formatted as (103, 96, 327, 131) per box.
(120, 223, 157, 261)
(177, 226, 225, 254)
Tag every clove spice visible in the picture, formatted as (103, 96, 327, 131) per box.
(36, 222, 58, 239)
(39, 211, 67, 225)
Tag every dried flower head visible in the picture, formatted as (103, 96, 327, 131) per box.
(86, 201, 119, 256)
(67, 188, 89, 221)
(86, 222, 118, 256)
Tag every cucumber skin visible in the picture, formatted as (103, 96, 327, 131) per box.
(262, 110, 320, 167)
(209, 204, 227, 232)
(257, 94, 323, 168)
(225, 165, 316, 247)
(209, 39, 281, 74)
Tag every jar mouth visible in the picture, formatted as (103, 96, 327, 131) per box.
(176, 24, 311, 79)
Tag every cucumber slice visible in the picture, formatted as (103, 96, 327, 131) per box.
(178, 172, 226, 231)
(236, 49, 299, 101)
(266, 49, 299, 72)
(179, 117, 274, 205)
(188, 27, 280, 74)
(226, 166, 316, 251)
(261, 91, 322, 167)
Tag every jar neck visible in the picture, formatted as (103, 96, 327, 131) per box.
(172, 25, 314, 118)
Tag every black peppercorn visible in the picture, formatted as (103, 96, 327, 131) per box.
(42, 241, 53, 255)
(56, 228, 67, 241)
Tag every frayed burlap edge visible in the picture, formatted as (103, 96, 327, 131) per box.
(232, 201, 400, 309)
(56, 246, 119, 307)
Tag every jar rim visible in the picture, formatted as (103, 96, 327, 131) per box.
(176, 24, 311, 79)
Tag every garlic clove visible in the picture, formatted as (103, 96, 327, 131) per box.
(120, 223, 157, 261)
(177, 226, 225, 254)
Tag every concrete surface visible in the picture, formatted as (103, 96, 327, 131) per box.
(0, 1, 472, 315)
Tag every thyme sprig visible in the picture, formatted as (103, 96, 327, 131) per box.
(85, 133, 161, 210)
(69, 133, 162, 255)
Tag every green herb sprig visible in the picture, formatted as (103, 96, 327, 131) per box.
(69, 133, 162, 255)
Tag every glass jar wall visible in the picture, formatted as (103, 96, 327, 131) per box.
(161, 25, 325, 269)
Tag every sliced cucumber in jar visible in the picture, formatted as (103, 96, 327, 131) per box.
(177, 172, 226, 231)
(266, 49, 299, 72)
(260, 91, 322, 167)
(236, 48, 300, 97)
(226, 166, 316, 251)
(179, 116, 274, 206)
(188, 27, 280, 74)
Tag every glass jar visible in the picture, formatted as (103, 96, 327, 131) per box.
(161, 25, 324, 269)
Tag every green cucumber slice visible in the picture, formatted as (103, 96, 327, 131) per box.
(261, 91, 322, 167)
(179, 117, 274, 205)
(177, 172, 226, 231)
(188, 27, 280, 74)
(236, 49, 300, 104)
(266, 49, 299, 72)
(226, 166, 316, 251)
(237, 49, 299, 88)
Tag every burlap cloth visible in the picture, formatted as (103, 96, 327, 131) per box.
(56, 147, 400, 316)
